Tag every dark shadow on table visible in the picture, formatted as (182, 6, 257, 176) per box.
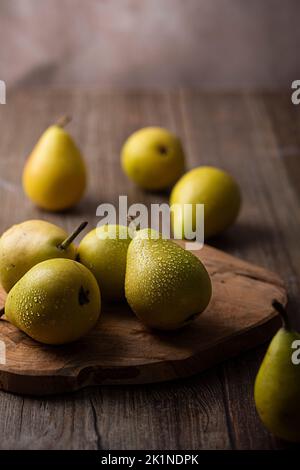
(208, 220, 277, 253)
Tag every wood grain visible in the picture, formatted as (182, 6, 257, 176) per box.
(0, 89, 298, 449)
(0, 243, 286, 395)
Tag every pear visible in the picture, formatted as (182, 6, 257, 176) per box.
(4, 258, 101, 345)
(170, 166, 241, 239)
(125, 229, 212, 330)
(121, 127, 185, 190)
(78, 225, 131, 301)
(23, 116, 87, 211)
(254, 300, 300, 442)
(0, 220, 87, 292)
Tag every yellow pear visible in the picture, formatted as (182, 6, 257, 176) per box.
(4, 258, 101, 345)
(0, 220, 87, 292)
(78, 225, 131, 301)
(121, 127, 185, 190)
(170, 166, 241, 239)
(254, 301, 300, 442)
(23, 116, 87, 211)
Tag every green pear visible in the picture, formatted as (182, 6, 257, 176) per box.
(170, 166, 241, 239)
(0, 219, 87, 292)
(22, 116, 87, 211)
(125, 229, 212, 330)
(78, 225, 131, 301)
(4, 258, 101, 345)
(254, 301, 300, 442)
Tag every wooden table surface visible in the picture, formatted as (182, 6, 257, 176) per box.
(0, 89, 299, 450)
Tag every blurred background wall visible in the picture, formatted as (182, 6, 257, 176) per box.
(1, 0, 299, 90)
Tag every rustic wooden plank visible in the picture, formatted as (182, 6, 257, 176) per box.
(220, 92, 300, 450)
(178, 91, 300, 449)
(92, 91, 231, 450)
(259, 93, 300, 202)
(261, 93, 300, 329)
(0, 89, 298, 449)
(0, 389, 102, 450)
(0, 89, 232, 449)
(0, 89, 100, 450)
(0, 243, 286, 395)
(95, 372, 231, 450)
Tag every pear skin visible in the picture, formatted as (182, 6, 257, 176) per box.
(78, 225, 131, 301)
(121, 127, 185, 190)
(0, 220, 86, 292)
(5, 258, 101, 345)
(254, 301, 300, 442)
(170, 166, 241, 239)
(23, 120, 87, 211)
(125, 229, 212, 330)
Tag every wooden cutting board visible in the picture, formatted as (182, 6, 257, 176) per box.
(0, 243, 286, 395)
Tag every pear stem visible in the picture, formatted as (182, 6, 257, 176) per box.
(55, 115, 72, 128)
(272, 299, 291, 330)
(58, 221, 88, 251)
(127, 214, 140, 230)
(0, 307, 5, 318)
